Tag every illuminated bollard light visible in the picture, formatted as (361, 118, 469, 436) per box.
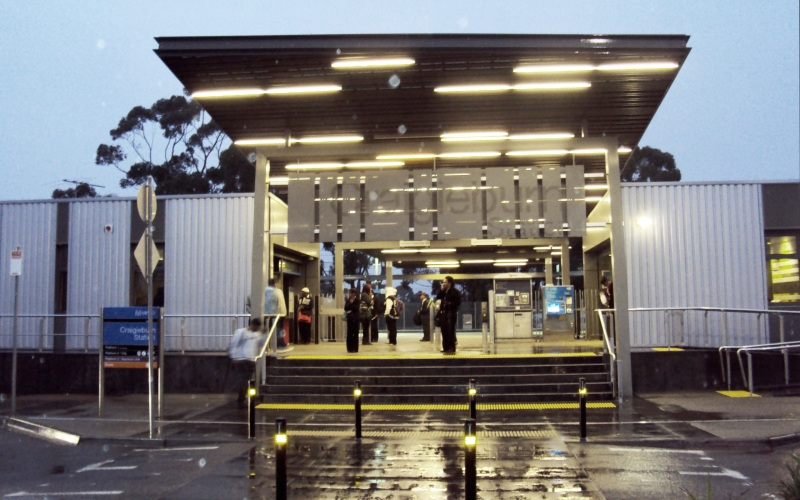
(248, 379, 257, 439)
(354, 380, 362, 440)
(464, 418, 477, 500)
(275, 418, 287, 500)
(578, 377, 587, 441)
(468, 379, 477, 421)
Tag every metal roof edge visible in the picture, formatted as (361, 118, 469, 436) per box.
(0, 192, 260, 206)
(621, 180, 800, 187)
(154, 33, 691, 53)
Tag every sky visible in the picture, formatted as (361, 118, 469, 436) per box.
(0, 0, 797, 201)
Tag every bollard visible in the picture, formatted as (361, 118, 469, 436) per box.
(468, 379, 477, 421)
(275, 418, 287, 500)
(464, 419, 477, 500)
(578, 377, 587, 441)
(248, 380, 257, 439)
(354, 381, 362, 439)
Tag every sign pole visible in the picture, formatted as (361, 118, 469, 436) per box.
(11, 273, 19, 413)
(146, 177, 155, 439)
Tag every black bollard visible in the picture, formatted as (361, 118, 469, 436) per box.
(468, 379, 477, 421)
(354, 380, 362, 439)
(248, 379, 257, 439)
(275, 418, 287, 500)
(579, 377, 587, 441)
(464, 419, 477, 500)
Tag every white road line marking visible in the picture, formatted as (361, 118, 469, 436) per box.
(608, 447, 706, 455)
(77, 460, 137, 473)
(133, 446, 219, 452)
(679, 468, 749, 480)
(5, 491, 123, 497)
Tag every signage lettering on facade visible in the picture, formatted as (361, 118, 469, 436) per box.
(10, 247, 22, 276)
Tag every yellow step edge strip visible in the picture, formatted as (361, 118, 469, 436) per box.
(284, 352, 600, 360)
(651, 347, 685, 352)
(717, 390, 760, 398)
(256, 402, 616, 411)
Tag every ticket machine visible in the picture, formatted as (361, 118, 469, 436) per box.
(542, 285, 575, 334)
(493, 273, 534, 339)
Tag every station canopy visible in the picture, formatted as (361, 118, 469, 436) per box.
(155, 34, 690, 181)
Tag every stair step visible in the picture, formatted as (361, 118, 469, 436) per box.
(263, 373, 609, 386)
(267, 363, 608, 377)
(262, 381, 611, 395)
(260, 392, 614, 404)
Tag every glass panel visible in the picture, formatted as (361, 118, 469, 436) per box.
(341, 172, 361, 241)
(318, 175, 339, 242)
(412, 170, 435, 240)
(770, 258, 800, 303)
(767, 236, 797, 256)
(485, 167, 516, 238)
(365, 170, 409, 241)
(438, 169, 482, 240)
(287, 174, 316, 242)
(518, 166, 540, 238)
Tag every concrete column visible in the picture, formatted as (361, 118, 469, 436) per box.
(385, 260, 393, 288)
(606, 140, 633, 400)
(335, 245, 344, 341)
(544, 257, 553, 285)
(560, 239, 570, 287)
(250, 156, 270, 321)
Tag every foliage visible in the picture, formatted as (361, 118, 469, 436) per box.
(52, 182, 99, 199)
(96, 93, 254, 195)
(776, 452, 800, 499)
(621, 146, 681, 182)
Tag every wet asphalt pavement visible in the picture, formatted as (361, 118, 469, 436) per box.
(1, 393, 799, 499)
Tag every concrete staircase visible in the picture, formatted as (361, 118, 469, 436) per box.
(260, 354, 613, 404)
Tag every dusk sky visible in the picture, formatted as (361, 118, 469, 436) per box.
(0, 0, 797, 200)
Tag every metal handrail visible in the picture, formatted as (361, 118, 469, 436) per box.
(256, 315, 284, 361)
(163, 314, 250, 353)
(0, 314, 100, 352)
(737, 343, 800, 397)
(597, 309, 618, 401)
(719, 340, 800, 390)
(628, 306, 800, 348)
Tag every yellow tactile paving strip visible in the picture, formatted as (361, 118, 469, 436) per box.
(651, 347, 685, 352)
(284, 352, 600, 360)
(257, 402, 616, 411)
(717, 390, 760, 398)
(283, 429, 557, 438)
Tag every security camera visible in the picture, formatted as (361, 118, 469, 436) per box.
(248, 152, 257, 163)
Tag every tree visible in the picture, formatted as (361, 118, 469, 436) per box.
(95, 93, 255, 195)
(52, 182, 99, 199)
(621, 146, 681, 182)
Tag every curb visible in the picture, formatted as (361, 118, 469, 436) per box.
(565, 433, 800, 451)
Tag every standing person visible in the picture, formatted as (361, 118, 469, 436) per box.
(344, 288, 361, 353)
(371, 292, 383, 343)
(228, 318, 264, 409)
(360, 283, 373, 345)
(437, 276, 462, 354)
(297, 287, 314, 344)
(600, 276, 614, 309)
(384, 287, 399, 345)
(418, 292, 432, 342)
(264, 279, 288, 347)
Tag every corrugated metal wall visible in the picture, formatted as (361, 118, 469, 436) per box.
(622, 183, 768, 347)
(164, 196, 254, 351)
(66, 200, 131, 350)
(0, 203, 57, 349)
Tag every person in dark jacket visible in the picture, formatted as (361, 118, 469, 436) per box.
(360, 283, 373, 345)
(370, 293, 383, 342)
(297, 287, 314, 344)
(384, 287, 399, 345)
(437, 276, 462, 354)
(418, 291, 432, 341)
(344, 288, 361, 353)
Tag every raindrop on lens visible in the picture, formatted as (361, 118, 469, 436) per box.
(388, 75, 401, 88)
(103, 445, 109, 452)
(398, 125, 407, 135)
(336, 48, 341, 55)
(199, 458, 206, 468)
(97, 39, 106, 49)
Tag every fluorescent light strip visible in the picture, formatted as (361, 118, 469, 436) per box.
(461, 259, 495, 264)
(345, 161, 404, 168)
(234, 138, 286, 146)
(584, 184, 609, 190)
(285, 163, 343, 171)
(618, 146, 633, 153)
(570, 148, 608, 155)
(290, 135, 364, 144)
(514, 61, 678, 73)
(441, 131, 508, 142)
(439, 152, 501, 159)
(494, 262, 528, 266)
(419, 248, 457, 253)
(332, 58, 415, 69)
(426, 261, 460, 266)
(268, 177, 289, 185)
(508, 133, 575, 140)
(434, 84, 511, 93)
(513, 82, 591, 90)
(381, 249, 419, 254)
(192, 88, 266, 99)
(495, 259, 529, 263)
(506, 149, 569, 157)
(585, 196, 604, 202)
(264, 84, 342, 95)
